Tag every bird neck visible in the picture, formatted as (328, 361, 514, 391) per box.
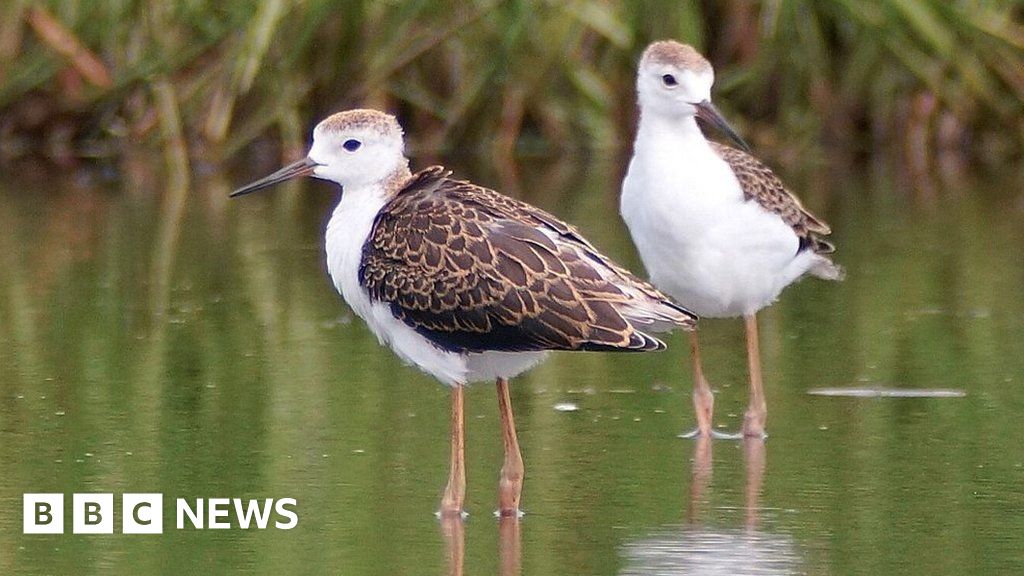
(634, 111, 709, 153)
(330, 165, 405, 215)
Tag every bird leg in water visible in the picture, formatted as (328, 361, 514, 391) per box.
(496, 377, 524, 516)
(683, 330, 715, 438)
(742, 314, 767, 438)
(440, 385, 466, 516)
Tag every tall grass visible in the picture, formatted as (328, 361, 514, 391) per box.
(0, 1, 1022, 168)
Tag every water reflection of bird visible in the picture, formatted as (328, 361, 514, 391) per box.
(620, 525, 800, 576)
(441, 514, 521, 576)
(621, 41, 843, 438)
(621, 438, 800, 575)
(441, 516, 465, 576)
(231, 109, 695, 517)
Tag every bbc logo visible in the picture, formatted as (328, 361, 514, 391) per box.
(24, 493, 298, 533)
(24, 493, 163, 534)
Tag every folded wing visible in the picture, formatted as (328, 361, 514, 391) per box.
(711, 142, 836, 255)
(359, 167, 695, 354)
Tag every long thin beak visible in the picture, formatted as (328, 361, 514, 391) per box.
(230, 157, 319, 197)
(693, 100, 751, 153)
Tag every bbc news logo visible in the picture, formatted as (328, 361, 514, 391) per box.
(23, 494, 298, 534)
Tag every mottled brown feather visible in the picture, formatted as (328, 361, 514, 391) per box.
(359, 166, 695, 354)
(710, 142, 836, 254)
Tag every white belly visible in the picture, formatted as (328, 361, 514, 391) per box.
(324, 186, 547, 386)
(621, 146, 813, 318)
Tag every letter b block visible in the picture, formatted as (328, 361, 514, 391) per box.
(73, 494, 113, 534)
(23, 494, 64, 534)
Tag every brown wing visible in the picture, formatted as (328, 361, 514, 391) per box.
(358, 166, 695, 354)
(711, 142, 835, 254)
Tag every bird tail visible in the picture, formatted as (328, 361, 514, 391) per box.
(810, 254, 845, 281)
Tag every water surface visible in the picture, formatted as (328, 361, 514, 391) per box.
(1, 154, 1023, 575)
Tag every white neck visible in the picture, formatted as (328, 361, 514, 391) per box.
(331, 184, 388, 221)
(325, 164, 411, 233)
(622, 108, 741, 211)
(324, 183, 390, 308)
(634, 111, 709, 152)
(323, 164, 412, 295)
(629, 112, 720, 186)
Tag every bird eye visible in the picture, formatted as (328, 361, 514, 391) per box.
(342, 139, 362, 152)
(662, 74, 678, 87)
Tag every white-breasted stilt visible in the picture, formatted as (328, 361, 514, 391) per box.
(232, 108, 695, 516)
(620, 42, 842, 439)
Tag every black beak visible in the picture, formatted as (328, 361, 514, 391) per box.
(230, 157, 319, 197)
(693, 100, 751, 153)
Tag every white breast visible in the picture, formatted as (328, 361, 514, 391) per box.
(620, 118, 809, 318)
(325, 186, 469, 385)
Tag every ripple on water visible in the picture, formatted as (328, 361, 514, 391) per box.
(621, 526, 802, 576)
(806, 387, 966, 398)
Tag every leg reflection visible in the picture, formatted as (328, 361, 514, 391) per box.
(624, 435, 797, 574)
(440, 515, 465, 576)
(498, 515, 522, 576)
(686, 433, 767, 530)
(686, 433, 712, 524)
(743, 437, 766, 531)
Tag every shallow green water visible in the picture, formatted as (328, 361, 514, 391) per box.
(1, 154, 1023, 575)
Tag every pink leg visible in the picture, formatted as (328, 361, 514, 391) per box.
(439, 386, 466, 516)
(496, 377, 524, 516)
(681, 330, 716, 438)
(742, 314, 768, 438)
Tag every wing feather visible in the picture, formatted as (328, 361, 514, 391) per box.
(359, 166, 695, 354)
(711, 142, 836, 254)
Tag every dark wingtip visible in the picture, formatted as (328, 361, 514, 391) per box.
(631, 332, 667, 352)
(798, 235, 836, 255)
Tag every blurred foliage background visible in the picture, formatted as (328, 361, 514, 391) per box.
(1, 0, 1022, 172)
(3, 5, 1024, 573)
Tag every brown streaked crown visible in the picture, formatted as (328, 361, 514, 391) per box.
(641, 41, 712, 73)
(316, 109, 404, 140)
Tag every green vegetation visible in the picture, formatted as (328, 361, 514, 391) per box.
(1, 1, 1022, 165)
